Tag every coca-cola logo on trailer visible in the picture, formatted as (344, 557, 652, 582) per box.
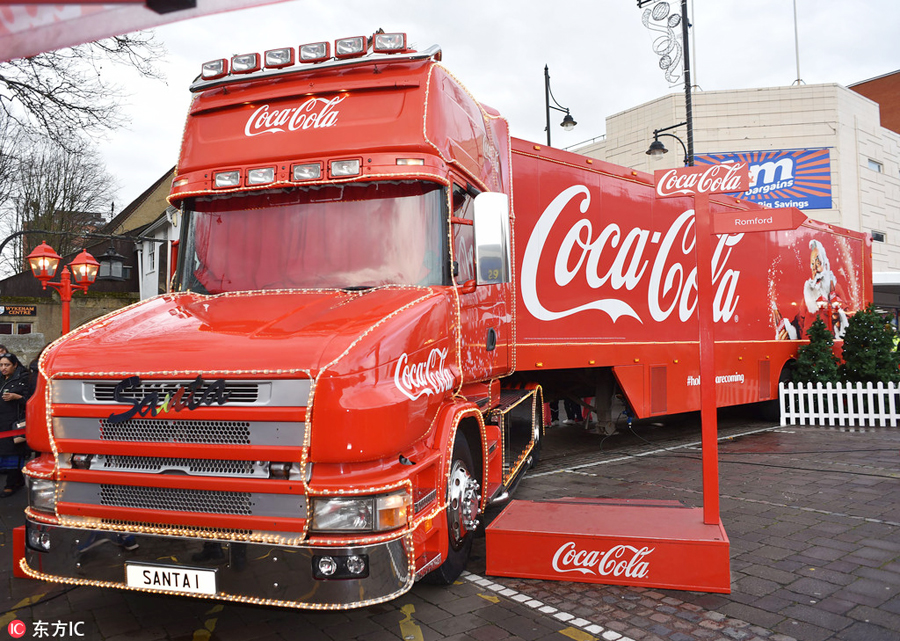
(244, 95, 347, 137)
(522, 185, 743, 325)
(552, 541, 654, 579)
(394, 347, 454, 401)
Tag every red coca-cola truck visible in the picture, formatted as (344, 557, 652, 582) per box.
(18, 33, 871, 609)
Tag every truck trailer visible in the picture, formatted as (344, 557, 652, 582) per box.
(18, 32, 872, 609)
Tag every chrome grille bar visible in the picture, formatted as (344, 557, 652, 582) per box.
(60, 482, 307, 518)
(94, 455, 268, 477)
(53, 418, 306, 447)
(52, 379, 311, 407)
(92, 381, 260, 403)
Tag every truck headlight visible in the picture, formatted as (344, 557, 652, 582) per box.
(310, 491, 409, 533)
(27, 477, 57, 513)
(311, 497, 373, 531)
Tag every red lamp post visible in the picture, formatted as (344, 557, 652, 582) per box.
(26, 241, 100, 334)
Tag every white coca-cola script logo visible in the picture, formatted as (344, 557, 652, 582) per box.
(395, 348, 454, 401)
(552, 542, 654, 578)
(244, 96, 347, 137)
(522, 185, 743, 324)
(656, 163, 748, 197)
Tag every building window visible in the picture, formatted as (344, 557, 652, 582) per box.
(0, 323, 11, 335)
(868, 159, 884, 173)
(871, 231, 886, 242)
(16, 323, 32, 335)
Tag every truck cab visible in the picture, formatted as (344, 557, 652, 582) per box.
(21, 33, 542, 609)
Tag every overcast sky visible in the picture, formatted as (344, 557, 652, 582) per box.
(98, 0, 899, 212)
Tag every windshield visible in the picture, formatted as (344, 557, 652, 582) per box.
(177, 181, 447, 294)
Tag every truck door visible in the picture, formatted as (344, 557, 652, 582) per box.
(452, 183, 511, 382)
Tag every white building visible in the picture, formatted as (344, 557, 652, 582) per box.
(573, 82, 900, 320)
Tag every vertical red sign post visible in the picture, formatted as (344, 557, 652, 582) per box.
(654, 163, 751, 524)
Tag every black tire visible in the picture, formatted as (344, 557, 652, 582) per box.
(423, 431, 480, 584)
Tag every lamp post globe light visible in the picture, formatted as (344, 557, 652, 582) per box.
(26, 241, 100, 334)
(645, 122, 690, 166)
(544, 65, 577, 147)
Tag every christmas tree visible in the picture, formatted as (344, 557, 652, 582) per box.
(792, 317, 840, 384)
(840, 305, 900, 383)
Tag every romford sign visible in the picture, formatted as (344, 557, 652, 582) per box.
(712, 207, 807, 235)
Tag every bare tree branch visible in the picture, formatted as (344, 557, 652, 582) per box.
(0, 31, 166, 146)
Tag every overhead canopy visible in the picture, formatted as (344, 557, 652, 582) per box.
(0, 0, 284, 61)
(873, 272, 900, 309)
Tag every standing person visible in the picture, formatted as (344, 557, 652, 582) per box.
(0, 353, 29, 497)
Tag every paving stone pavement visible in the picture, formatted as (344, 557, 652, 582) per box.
(1, 413, 898, 640)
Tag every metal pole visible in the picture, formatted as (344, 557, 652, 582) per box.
(545, 64, 551, 147)
(694, 191, 719, 525)
(681, 0, 694, 165)
(793, 0, 802, 84)
(57, 269, 73, 335)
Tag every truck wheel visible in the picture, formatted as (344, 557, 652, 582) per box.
(424, 432, 481, 584)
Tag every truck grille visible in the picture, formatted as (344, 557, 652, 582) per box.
(100, 484, 253, 515)
(99, 419, 251, 444)
(60, 482, 308, 520)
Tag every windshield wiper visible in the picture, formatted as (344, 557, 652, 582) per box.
(341, 285, 374, 291)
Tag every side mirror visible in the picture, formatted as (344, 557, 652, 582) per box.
(473, 192, 511, 286)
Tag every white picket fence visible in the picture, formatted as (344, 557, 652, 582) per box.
(779, 381, 900, 427)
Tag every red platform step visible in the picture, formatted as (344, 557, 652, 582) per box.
(485, 498, 730, 593)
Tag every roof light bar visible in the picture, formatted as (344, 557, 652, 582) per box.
(232, 53, 260, 74)
(201, 59, 228, 80)
(373, 32, 406, 53)
(247, 167, 275, 185)
(214, 170, 241, 188)
(334, 36, 367, 59)
(265, 47, 295, 69)
(299, 41, 330, 63)
(330, 159, 361, 177)
(292, 163, 322, 181)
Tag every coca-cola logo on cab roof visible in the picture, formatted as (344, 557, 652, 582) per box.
(244, 95, 346, 137)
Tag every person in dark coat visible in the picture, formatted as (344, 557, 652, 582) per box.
(0, 353, 30, 496)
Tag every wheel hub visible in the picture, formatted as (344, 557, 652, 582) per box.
(447, 459, 481, 547)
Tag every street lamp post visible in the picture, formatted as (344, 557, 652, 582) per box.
(26, 241, 100, 334)
(544, 65, 577, 147)
(646, 121, 690, 166)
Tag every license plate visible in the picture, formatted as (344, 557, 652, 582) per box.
(125, 562, 217, 595)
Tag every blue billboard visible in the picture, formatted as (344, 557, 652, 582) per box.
(696, 149, 832, 210)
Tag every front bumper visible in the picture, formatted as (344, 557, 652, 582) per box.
(21, 518, 413, 609)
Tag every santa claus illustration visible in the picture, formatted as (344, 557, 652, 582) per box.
(775, 239, 848, 340)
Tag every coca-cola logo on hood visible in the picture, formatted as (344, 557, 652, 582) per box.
(244, 95, 346, 137)
(522, 185, 743, 325)
(394, 347, 454, 401)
